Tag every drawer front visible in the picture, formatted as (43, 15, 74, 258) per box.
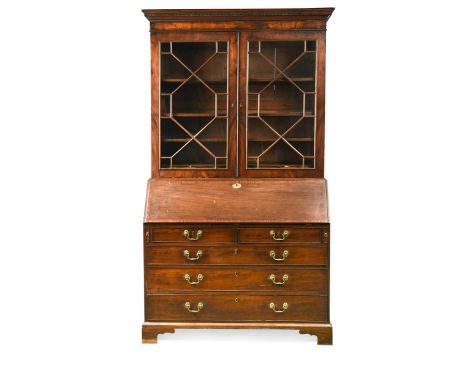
(146, 268, 327, 292)
(145, 294, 327, 322)
(145, 246, 327, 266)
(239, 227, 322, 243)
(148, 226, 234, 243)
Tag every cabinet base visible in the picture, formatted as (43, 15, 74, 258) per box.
(142, 322, 333, 345)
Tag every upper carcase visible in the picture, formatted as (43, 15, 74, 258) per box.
(145, 8, 332, 178)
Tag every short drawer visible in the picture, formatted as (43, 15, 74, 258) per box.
(239, 227, 323, 244)
(145, 294, 327, 322)
(145, 267, 327, 292)
(145, 246, 327, 266)
(147, 226, 234, 243)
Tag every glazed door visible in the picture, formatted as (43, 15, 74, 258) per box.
(153, 32, 237, 177)
(239, 31, 325, 177)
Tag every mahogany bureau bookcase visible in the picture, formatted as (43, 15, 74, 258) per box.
(141, 8, 334, 345)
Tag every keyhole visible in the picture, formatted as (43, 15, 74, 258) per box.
(235, 272, 239, 277)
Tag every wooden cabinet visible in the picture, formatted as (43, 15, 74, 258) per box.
(142, 8, 334, 345)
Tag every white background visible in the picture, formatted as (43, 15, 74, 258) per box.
(1, 0, 468, 381)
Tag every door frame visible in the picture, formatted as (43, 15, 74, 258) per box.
(151, 31, 238, 178)
(238, 30, 326, 178)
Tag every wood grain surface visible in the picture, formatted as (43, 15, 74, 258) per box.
(144, 178, 329, 223)
(145, 267, 327, 292)
(145, 294, 328, 322)
(142, 8, 334, 32)
(141, 8, 334, 344)
(142, 322, 332, 344)
(144, 245, 328, 266)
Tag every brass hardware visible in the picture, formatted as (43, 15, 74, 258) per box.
(184, 301, 204, 313)
(183, 229, 203, 241)
(183, 249, 203, 261)
(323, 231, 329, 243)
(232, 182, 242, 189)
(184, 273, 204, 285)
(269, 274, 288, 285)
(235, 298, 239, 303)
(269, 302, 288, 313)
(269, 250, 289, 261)
(270, 230, 289, 241)
(234, 271, 239, 277)
(145, 231, 149, 242)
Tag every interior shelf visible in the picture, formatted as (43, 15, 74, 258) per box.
(248, 138, 314, 142)
(249, 77, 314, 82)
(161, 113, 227, 118)
(160, 164, 219, 169)
(248, 111, 314, 117)
(162, 77, 314, 83)
(161, 78, 227, 83)
(162, 138, 227, 143)
(245, 163, 315, 169)
(162, 138, 313, 143)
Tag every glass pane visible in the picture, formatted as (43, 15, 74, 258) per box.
(246, 40, 317, 169)
(159, 41, 229, 169)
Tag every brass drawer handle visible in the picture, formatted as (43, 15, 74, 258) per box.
(270, 229, 289, 241)
(184, 301, 203, 313)
(183, 229, 203, 241)
(183, 249, 203, 261)
(269, 302, 288, 313)
(184, 273, 204, 285)
(269, 274, 288, 285)
(270, 250, 289, 261)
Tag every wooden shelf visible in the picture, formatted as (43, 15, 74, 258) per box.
(162, 138, 226, 143)
(248, 111, 314, 117)
(248, 138, 314, 142)
(162, 164, 217, 169)
(247, 163, 315, 169)
(161, 113, 227, 118)
(161, 78, 227, 83)
(163, 138, 312, 143)
(249, 77, 314, 82)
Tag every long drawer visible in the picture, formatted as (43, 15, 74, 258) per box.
(145, 294, 327, 322)
(145, 246, 328, 265)
(145, 267, 327, 292)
